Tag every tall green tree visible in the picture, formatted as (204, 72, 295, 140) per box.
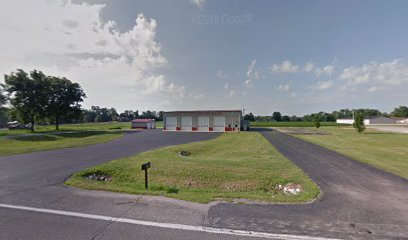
(391, 106, 408, 117)
(353, 112, 366, 133)
(0, 86, 8, 128)
(243, 112, 255, 121)
(272, 112, 282, 122)
(4, 69, 49, 132)
(313, 114, 321, 128)
(46, 76, 86, 130)
(0, 85, 6, 106)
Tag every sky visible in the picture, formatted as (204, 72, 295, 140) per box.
(0, 0, 407, 116)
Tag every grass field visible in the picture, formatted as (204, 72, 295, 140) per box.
(0, 122, 131, 156)
(66, 132, 319, 203)
(0, 130, 123, 156)
(291, 127, 408, 179)
(0, 121, 164, 156)
(251, 121, 344, 127)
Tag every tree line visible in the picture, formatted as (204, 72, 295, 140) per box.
(82, 107, 163, 123)
(244, 107, 408, 122)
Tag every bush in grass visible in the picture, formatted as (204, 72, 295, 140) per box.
(353, 112, 366, 133)
(167, 186, 179, 194)
(313, 115, 321, 129)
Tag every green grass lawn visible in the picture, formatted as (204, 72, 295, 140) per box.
(0, 130, 123, 156)
(251, 121, 343, 127)
(0, 122, 134, 156)
(0, 121, 164, 156)
(66, 132, 319, 203)
(290, 127, 408, 179)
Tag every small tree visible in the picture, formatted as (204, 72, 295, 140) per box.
(313, 114, 321, 128)
(243, 112, 255, 121)
(353, 112, 366, 133)
(272, 112, 282, 122)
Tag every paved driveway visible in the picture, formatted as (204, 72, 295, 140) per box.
(207, 129, 408, 239)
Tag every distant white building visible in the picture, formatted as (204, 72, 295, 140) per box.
(336, 116, 396, 125)
(396, 118, 408, 124)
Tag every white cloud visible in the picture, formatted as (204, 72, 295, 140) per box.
(311, 80, 334, 90)
(314, 65, 335, 76)
(229, 90, 235, 97)
(0, 0, 197, 111)
(366, 86, 382, 93)
(271, 60, 299, 73)
(303, 62, 315, 72)
(246, 59, 259, 79)
(190, 0, 205, 9)
(217, 70, 228, 79)
(244, 59, 258, 88)
(340, 59, 408, 86)
(224, 82, 229, 89)
(276, 84, 290, 92)
(244, 79, 253, 88)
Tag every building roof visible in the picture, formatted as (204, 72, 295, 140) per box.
(131, 119, 155, 123)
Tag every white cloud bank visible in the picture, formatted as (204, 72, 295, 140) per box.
(271, 60, 299, 73)
(244, 59, 259, 88)
(340, 59, 408, 86)
(190, 0, 205, 9)
(0, 0, 194, 111)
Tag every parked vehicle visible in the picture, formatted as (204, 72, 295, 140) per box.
(7, 121, 32, 130)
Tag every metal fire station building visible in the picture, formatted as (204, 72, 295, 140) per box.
(163, 110, 246, 132)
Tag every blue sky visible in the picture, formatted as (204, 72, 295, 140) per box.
(1, 0, 408, 115)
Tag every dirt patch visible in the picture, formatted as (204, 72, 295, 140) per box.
(276, 128, 329, 135)
(85, 173, 112, 182)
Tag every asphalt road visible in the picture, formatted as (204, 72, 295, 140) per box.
(208, 129, 408, 239)
(0, 129, 407, 240)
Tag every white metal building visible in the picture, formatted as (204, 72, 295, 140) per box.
(336, 116, 396, 125)
(163, 110, 243, 132)
(131, 119, 156, 129)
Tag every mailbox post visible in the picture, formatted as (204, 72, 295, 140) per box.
(141, 162, 151, 190)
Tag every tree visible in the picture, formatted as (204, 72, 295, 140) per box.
(353, 112, 366, 133)
(282, 115, 290, 122)
(272, 112, 282, 122)
(391, 106, 408, 117)
(82, 109, 97, 122)
(118, 110, 135, 122)
(140, 110, 158, 120)
(243, 112, 255, 121)
(108, 108, 118, 121)
(4, 69, 49, 132)
(0, 84, 6, 106)
(313, 114, 321, 128)
(46, 76, 86, 130)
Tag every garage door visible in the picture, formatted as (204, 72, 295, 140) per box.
(181, 117, 192, 131)
(165, 117, 177, 131)
(213, 116, 225, 132)
(197, 117, 209, 131)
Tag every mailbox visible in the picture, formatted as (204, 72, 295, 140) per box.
(141, 162, 151, 171)
(141, 162, 151, 189)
